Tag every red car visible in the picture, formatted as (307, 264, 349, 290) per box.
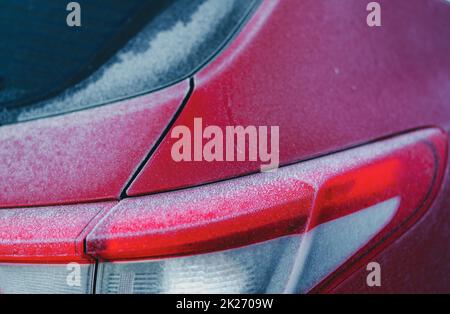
(0, 0, 449, 294)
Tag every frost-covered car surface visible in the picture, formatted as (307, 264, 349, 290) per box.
(0, 0, 449, 294)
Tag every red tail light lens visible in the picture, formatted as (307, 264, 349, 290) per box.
(87, 179, 314, 260)
(84, 128, 447, 293)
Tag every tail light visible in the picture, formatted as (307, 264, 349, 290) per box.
(0, 202, 115, 293)
(0, 128, 446, 293)
(86, 128, 446, 293)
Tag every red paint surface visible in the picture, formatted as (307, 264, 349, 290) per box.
(128, 0, 450, 196)
(0, 82, 189, 208)
(0, 201, 116, 263)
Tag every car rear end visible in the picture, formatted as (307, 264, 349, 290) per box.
(0, 0, 449, 294)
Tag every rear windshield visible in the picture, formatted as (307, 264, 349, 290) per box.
(0, 0, 258, 125)
(0, 0, 165, 120)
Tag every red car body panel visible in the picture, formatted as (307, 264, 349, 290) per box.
(0, 82, 189, 208)
(128, 0, 450, 195)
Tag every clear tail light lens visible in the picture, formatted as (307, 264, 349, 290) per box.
(96, 236, 300, 294)
(0, 263, 94, 294)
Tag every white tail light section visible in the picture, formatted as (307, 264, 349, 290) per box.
(0, 263, 94, 294)
(287, 197, 400, 293)
(96, 237, 300, 294)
